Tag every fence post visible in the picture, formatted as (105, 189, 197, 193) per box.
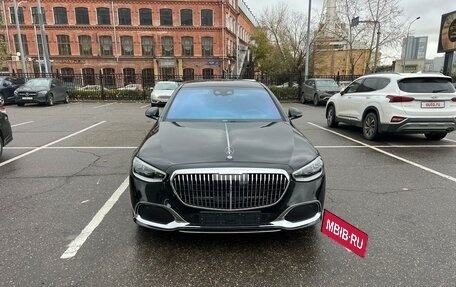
(100, 70, 105, 100)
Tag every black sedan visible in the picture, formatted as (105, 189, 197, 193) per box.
(0, 76, 25, 106)
(15, 78, 70, 106)
(130, 80, 325, 233)
(0, 106, 13, 158)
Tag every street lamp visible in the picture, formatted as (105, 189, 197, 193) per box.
(402, 16, 421, 72)
(13, 0, 28, 75)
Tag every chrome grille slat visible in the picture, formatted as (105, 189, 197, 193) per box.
(171, 169, 290, 210)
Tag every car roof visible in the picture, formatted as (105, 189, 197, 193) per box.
(182, 80, 262, 88)
(361, 72, 452, 80)
(309, 78, 336, 81)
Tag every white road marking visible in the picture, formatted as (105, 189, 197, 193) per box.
(93, 103, 114, 109)
(444, 138, 456, 143)
(11, 121, 34, 127)
(60, 177, 129, 259)
(0, 121, 106, 168)
(308, 122, 456, 183)
(140, 104, 150, 109)
(315, 145, 456, 148)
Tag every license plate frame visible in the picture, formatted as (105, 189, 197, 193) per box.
(199, 211, 262, 226)
(421, 101, 445, 108)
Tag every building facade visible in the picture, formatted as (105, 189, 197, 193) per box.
(0, 0, 255, 87)
(401, 36, 428, 60)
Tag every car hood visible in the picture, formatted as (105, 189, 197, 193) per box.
(319, 88, 340, 94)
(16, 86, 49, 92)
(151, 89, 174, 97)
(137, 121, 319, 172)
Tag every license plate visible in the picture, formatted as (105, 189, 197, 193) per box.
(421, 101, 445, 108)
(199, 212, 261, 226)
(22, 97, 33, 100)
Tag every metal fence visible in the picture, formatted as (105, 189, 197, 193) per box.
(5, 72, 361, 101)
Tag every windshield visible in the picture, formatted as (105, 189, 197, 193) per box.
(165, 87, 283, 121)
(25, 78, 51, 87)
(398, 77, 456, 93)
(154, 82, 179, 90)
(316, 79, 339, 89)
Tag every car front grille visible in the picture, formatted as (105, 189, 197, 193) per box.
(18, 92, 38, 97)
(171, 168, 290, 210)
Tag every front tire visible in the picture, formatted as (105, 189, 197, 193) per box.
(424, 132, 447, 141)
(300, 93, 306, 104)
(0, 93, 5, 106)
(47, 94, 54, 106)
(326, 105, 338, 128)
(363, 112, 379, 140)
(313, 94, 319, 106)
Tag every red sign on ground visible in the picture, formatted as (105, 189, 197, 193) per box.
(321, 210, 368, 258)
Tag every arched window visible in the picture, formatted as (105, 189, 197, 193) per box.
(54, 7, 68, 24)
(161, 36, 174, 56)
(123, 68, 136, 85)
(201, 37, 213, 56)
(61, 67, 74, 82)
(82, 68, 95, 85)
(121, 36, 134, 56)
(142, 68, 154, 88)
(181, 36, 193, 56)
(102, 68, 116, 87)
(202, 68, 213, 79)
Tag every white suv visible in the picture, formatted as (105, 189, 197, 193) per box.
(325, 73, 456, 140)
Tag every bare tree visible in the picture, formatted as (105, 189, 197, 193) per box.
(257, 2, 314, 83)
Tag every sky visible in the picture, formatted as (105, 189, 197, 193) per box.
(244, 0, 456, 63)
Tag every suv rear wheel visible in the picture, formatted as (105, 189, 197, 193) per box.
(363, 112, 379, 140)
(424, 132, 447, 141)
(326, 105, 338, 127)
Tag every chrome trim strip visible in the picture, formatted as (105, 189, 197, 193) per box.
(133, 201, 322, 232)
(169, 168, 290, 211)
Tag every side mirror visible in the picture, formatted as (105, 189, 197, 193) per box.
(288, 107, 302, 120)
(145, 107, 159, 120)
(51, 83, 56, 88)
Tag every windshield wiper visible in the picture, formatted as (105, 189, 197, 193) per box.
(432, 89, 449, 93)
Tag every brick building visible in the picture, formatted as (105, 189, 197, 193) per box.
(0, 0, 256, 87)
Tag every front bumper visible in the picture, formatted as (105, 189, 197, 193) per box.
(380, 117, 456, 133)
(15, 94, 48, 104)
(130, 170, 325, 233)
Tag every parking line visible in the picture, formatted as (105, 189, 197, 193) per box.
(60, 177, 129, 259)
(308, 122, 456, 183)
(140, 104, 150, 109)
(0, 121, 106, 168)
(93, 103, 114, 109)
(11, 121, 34, 127)
(444, 138, 456, 143)
(314, 145, 456, 148)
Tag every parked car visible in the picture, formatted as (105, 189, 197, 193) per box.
(0, 106, 13, 158)
(79, 85, 106, 91)
(118, 83, 143, 91)
(150, 81, 180, 106)
(14, 78, 70, 106)
(301, 78, 340, 106)
(62, 82, 81, 91)
(326, 73, 456, 140)
(276, 81, 298, 88)
(130, 80, 325, 232)
(0, 76, 25, 106)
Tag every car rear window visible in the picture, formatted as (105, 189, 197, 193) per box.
(165, 87, 283, 121)
(398, 77, 456, 93)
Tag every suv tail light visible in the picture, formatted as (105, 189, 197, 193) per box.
(386, 95, 415, 102)
(391, 116, 407, 122)
(0, 106, 6, 114)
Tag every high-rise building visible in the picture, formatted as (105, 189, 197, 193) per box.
(0, 0, 256, 86)
(401, 36, 428, 60)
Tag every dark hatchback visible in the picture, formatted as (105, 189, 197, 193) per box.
(0, 106, 13, 158)
(130, 80, 326, 233)
(15, 78, 70, 106)
(0, 76, 25, 106)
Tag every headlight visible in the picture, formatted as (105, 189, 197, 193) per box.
(150, 92, 157, 99)
(132, 157, 166, 182)
(38, 90, 48, 95)
(14, 90, 18, 96)
(292, 156, 324, 182)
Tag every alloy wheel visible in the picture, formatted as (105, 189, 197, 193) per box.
(0, 94, 4, 106)
(363, 113, 378, 140)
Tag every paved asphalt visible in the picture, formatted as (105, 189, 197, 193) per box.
(0, 101, 455, 286)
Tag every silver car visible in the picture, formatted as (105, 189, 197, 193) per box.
(301, 78, 340, 106)
(150, 81, 180, 106)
